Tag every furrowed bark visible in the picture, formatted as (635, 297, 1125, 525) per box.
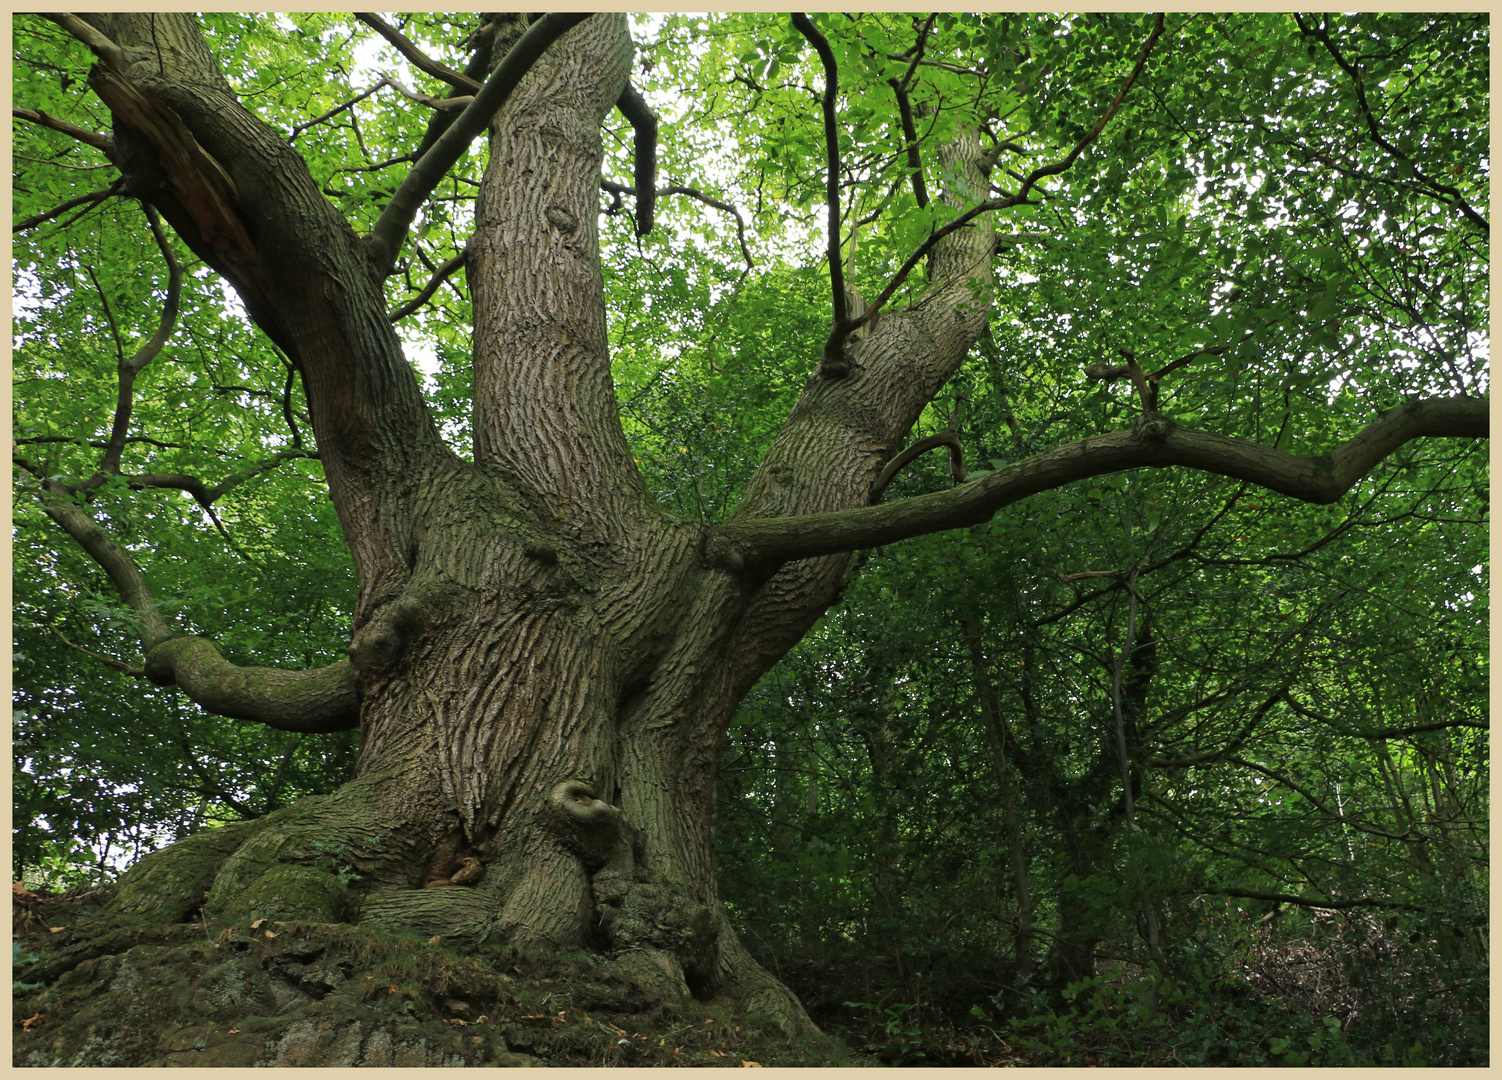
(469, 13, 641, 516)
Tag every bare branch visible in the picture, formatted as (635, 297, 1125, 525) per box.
(601, 179, 755, 270)
(13, 179, 124, 232)
(869, 431, 965, 503)
(99, 205, 182, 475)
(380, 74, 472, 113)
(366, 12, 592, 277)
(88, 449, 322, 505)
(390, 247, 468, 322)
(12, 107, 111, 152)
(1200, 886, 1456, 919)
(616, 81, 658, 236)
(354, 13, 480, 94)
(1283, 694, 1487, 739)
(791, 13, 852, 361)
(288, 80, 386, 142)
(1142, 689, 1285, 768)
(45, 625, 146, 678)
(721, 395, 1488, 566)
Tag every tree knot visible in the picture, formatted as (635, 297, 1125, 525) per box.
(547, 781, 638, 874)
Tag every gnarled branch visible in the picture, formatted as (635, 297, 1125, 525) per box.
(722, 395, 1488, 566)
(144, 637, 359, 733)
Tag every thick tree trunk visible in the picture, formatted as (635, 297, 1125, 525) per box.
(81, 12, 997, 1037)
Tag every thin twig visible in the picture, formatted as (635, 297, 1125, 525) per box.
(390, 247, 468, 321)
(12, 107, 112, 152)
(13, 180, 124, 233)
(289, 81, 387, 142)
(601, 179, 755, 269)
(45, 625, 145, 677)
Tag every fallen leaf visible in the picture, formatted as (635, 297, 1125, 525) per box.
(250, 919, 266, 929)
(48, 926, 64, 934)
(428, 935, 443, 944)
(20, 1014, 43, 1031)
(740, 1061, 762, 1068)
(229, 1027, 240, 1035)
(264, 930, 279, 938)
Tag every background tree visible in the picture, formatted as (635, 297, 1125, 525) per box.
(13, 11, 1486, 1056)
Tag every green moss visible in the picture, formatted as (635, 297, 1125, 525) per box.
(208, 862, 349, 923)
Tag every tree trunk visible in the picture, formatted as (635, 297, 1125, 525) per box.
(84, 13, 995, 1037)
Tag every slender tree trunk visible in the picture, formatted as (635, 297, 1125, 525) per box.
(961, 618, 1035, 971)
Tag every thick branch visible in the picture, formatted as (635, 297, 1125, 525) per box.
(39, 12, 126, 70)
(30, 482, 357, 732)
(823, 13, 1166, 362)
(722, 396, 1487, 565)
(354, 13, 480, 94)
(35, 491, 173, 650)
(366, 12, 592, 277)
(869, 431, 965, 503)
(144, 637, 359, 733)
(616, 82, 657, 237)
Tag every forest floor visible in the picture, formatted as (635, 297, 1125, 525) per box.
(13, 883, 1487, 1067)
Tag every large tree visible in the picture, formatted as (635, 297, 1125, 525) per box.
(13, 12, 1487, 1036)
